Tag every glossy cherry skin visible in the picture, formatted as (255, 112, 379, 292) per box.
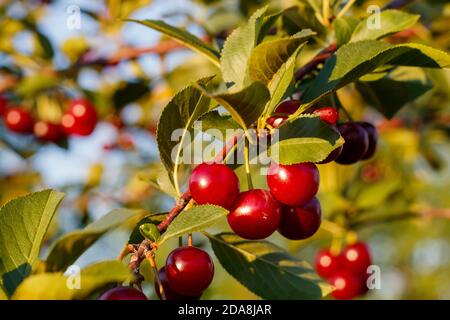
(266, 100, 300, 128)
(313, 107, 338, 125)
(358, 122, 378, 160)
(329, 270, 363, 300)
(315, 249, 343, 279)
(165, 246, 214, 297)
(155, 267, 202, 300)
(34, 121, 64, 142)
(189, 163, 239, 210)
(4, 107, 35, 133)
(227, 189, 282, 240)
(267, 162, 319, 206)
(61, 98, 98, 136)
(335, 122, 369, 165)
(278, 197, 322, 240)
(341, 242, 372, 276)
(98, 287, 148, 300)
(0, 95, 7, 117)
(317, 146, 343, 164)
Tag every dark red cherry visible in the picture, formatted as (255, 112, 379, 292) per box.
(329, 270, 363, 300)
(267, 162, 319, 206)
(34, 121, 64, 142)
(0, 95, 7, 117)
(98, 287, 148, 300)
(4, 107, 35, 133)
(313, 107, 338, 125)
(189, 162, 239, 210)
(155, 267, 202, 300)
(227, 189, 281, 240)
(266, 100, 301, 128)
(358, 122, 378, 160)
(61, 98, 98, 136)
(278, 197, 321, 240)
(341, 242, 372, 276)
(335, 122, 369, 164)
(315, 249, 343, 279)
(165, 247, 214, 297)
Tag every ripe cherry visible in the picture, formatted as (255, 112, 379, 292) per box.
(155, 267, 202, 300)
(358, 122, 378, 160)
(189, 162, 239, 210)
(267, 162, 319, 206)
(98, 287, 148, 300)
(227, 189, 281, 240)
(61, 98, 98, 136)
(329, 270, 363, 300)
(165, 246, 214, 297)
(278, 197, 321, 240)
(4, 107, 35, 134)
(313, 107, 338, 125)
(34, 121, 64, 142)
(266, 100, 300, 128)
(315, 249, 343, 279)
(317, 146, 343, 164)
(335, 122, 369, 165)
(341, 242, 372, 276)
(0, 95, 7, 117)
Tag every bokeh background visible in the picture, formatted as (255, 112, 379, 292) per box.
(0, 0, 449, 299)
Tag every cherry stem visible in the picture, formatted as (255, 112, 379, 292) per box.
(244, 139, 254, 190)
(145, 250, 166, 300)
(188, 234, 193, 247)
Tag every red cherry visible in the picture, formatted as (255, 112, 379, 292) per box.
(4, 107, 35, 133)
(341, 242, 372, 276)
(34, 121, 64, 142)
(315, 249, 343, 279)
(313, 107, 338, 125)
(155, 267, 202, 300)
(335, 122, 369, 164)
(61, 98, 98, 136)
(358, 122, 378, 160)
(98, 287, 148, 300)
(267, 162, 319, 206)
(227, 189, 281, 240)
(0, 95, 7, 117)
(278, 197, 321, 240)
(189, 163, 239, 210)
(165, 246, 214, 297)
(266, 100, 301, 128)
(329, 270, 363, 300)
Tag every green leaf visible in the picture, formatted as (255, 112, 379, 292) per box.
(0, 190, 64, 297)
(12, 261, 133, 300)
(247, 31, 313, 116)
(157, 77, 213, 194)
(355, 180, 402, 210)
(303, 41, 450, 103)
(0, 286, 7, 300)
(282, 5, 326, 36)
(113, 79, 150, 108)
(16, 74, 59, 98)
(220, 6, 268, 89)
(45, 209, 145, 272)
(158, 205, 228, 245)
(126, 19, 220, 67)
(138, 164, 179, 198)
(332, 16, 359, 47)
(204, 81, 270, 131)
(270, 115, 344, 164)
(207, 232, 333, 299)
(350, 10, 420, 42)
(128, 213, 167, 244)
(198, 110, 241, 141)
(139, 223, 161, 242)
(355, 69, 432, 118)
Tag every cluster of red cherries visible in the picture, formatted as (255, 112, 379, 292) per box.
(315, 242, 373, 300)
(0, 95, 98, 142)
(100, 246, 215, 300)
(99, 99, 378, 300)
